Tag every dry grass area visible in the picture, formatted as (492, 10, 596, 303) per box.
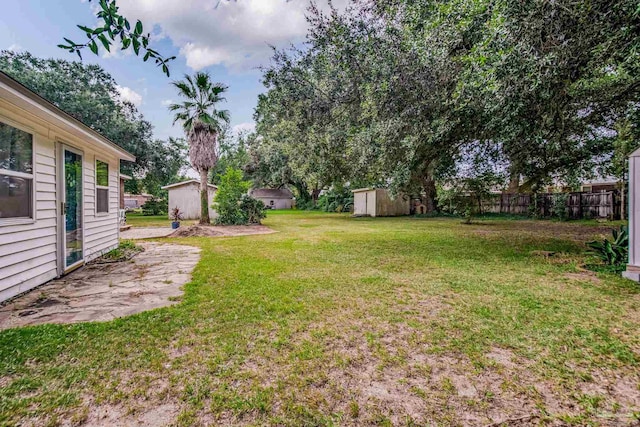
(0, 211, 639, 426)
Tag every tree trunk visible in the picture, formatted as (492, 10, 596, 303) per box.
(422, 177, 438, 213)
(311, 187, 321, 206)
(620, 180, 625, 220)
(199, 168, 210, 225)
(507, 171, 520, 193)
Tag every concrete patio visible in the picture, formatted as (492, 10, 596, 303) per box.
(0, 242, 200, 330)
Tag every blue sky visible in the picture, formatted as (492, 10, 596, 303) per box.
(0, 0, 338, 141)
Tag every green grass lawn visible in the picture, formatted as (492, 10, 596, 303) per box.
(1, 211, 639, 426)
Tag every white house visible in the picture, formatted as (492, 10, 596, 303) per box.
(0, 71, 135, 302)
(162, 180, 217, 220)
(352, 188, 410, 217)
(250, 188, 294, 209)
(623, 148, 640, 282)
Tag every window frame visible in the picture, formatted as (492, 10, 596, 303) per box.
(0, 116, 36, 226)
(95, 158, 110, 215)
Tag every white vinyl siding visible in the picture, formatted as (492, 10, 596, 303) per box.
(83, 152, 119, 261)
(0, 134, 58, 301)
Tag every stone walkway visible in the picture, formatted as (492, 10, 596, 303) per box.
(120, 227, 175, 239)
(0, 242, 201, 330)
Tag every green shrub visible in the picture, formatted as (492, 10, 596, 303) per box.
(213, 168, 266, 225)
(587, 225, 628, 266)
(317, 188, 353, 212)
(239, 194, 266, 224)
(141, 198, 167, 216)
(550, 193, 569, 220)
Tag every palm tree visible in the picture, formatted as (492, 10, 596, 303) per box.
(169, 72, 230, 224)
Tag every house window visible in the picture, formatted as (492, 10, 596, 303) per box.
(0, 121, 33, 220)
(96, 159, 109, 213)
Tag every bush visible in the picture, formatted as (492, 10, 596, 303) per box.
(550, 193, 569, 220)
(239, 194, 266, 224)
(316, 188, 353, 212)
(213, 168, 266, 225)
(141, 198, 167, 216)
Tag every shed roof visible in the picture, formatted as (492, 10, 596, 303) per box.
(0, 71, 135, 162)
(250, 188, 294, 199)
(351, 188, 374, 193)
(631, 147, 640, 157)
(161, 179, 218, 190)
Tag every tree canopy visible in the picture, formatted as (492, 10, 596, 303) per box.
(0, 50, 188, 195)
(254, 0, 640, 208)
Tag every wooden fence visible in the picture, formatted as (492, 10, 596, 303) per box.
(481, 191, 620, 220)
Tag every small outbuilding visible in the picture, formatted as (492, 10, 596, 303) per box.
(162, 180, 217, 220)
(0, 71, 135, 302)
(623, 148, 640, 282)
(123, 192, 153, 209)
(250, 188, 294, 209)
(352, 188, 410, 217)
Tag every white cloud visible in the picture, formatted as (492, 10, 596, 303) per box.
(161, 99, 174, 106)
(7, 43, 23, 52)
(115, 85, 143, 107)
(117, 0, 347, 72)
(232, 122, 255, 135)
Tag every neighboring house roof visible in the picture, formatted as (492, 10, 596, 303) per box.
(250, 188, 294, 199)
(161, 180, 218, 190)
(0, 71, 135, 162)
(120, 173, 132, 180)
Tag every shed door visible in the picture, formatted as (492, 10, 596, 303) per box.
(61, 146, 84, 270)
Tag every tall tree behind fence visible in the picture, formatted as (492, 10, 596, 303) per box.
(482, 192, 621, 220)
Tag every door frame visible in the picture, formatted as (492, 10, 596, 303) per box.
(57, 142, 85, 274)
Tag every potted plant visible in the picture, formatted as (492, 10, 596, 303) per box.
(170, 206, 184, 229)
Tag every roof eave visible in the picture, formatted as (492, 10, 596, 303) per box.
(0, 71, 136, 162)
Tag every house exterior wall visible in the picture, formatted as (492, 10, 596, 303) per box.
(167, 183, 217, 220)
(0, 89, 125, 302)
(624, 156, 640, 281)
(256, 197, 293, 210)
(82, 149, 120, 262)
(124, 194, 152, 209)
(0, 130, 58, 302)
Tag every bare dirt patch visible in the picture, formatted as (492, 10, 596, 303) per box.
(78, 401, 179, 427)
(169, 224, 276, 238)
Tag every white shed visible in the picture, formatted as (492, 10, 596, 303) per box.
(162, 180, 217, 220)
(0, 71, 135, 302)
(623, 148, 640, 281)
(250, 188, 294, 209)
(352, 188, 410, 217)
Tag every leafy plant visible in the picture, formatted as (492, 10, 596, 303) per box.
(214, 168, 266, 225)
(170, 207, 184, 223)
(239, 195, 266, 224)
(59, 0, 176, 76)
(550, 193, 569, 221)
(316, 188, 353, 213)
(141, 198, 167, 216)
(587, 226, 629, 266)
